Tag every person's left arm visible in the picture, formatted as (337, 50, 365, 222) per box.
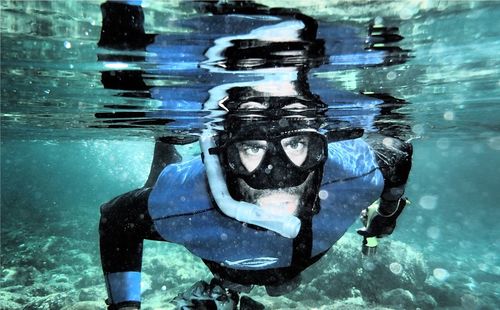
(358, 136, 413, 237)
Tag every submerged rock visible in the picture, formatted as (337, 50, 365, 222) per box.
(0, 290, 26, 309)
(293, 232, 428, 305)
(22, 292, 77, 310)
(380, 288, 415, 308)
(60, 301, 103, 310)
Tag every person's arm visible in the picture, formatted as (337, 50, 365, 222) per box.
(99, 188, 162, 309)
(358, 135, 413, 237)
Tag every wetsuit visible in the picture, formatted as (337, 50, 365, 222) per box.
(99, 136, 412, 308)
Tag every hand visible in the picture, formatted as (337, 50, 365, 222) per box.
(357, 198, 407, 238)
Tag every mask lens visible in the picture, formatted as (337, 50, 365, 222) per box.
(281, 135, 310, 166)
(281, 133, 326, 169)
(231, 140, 267, 173)
(225, 132, 326, 175)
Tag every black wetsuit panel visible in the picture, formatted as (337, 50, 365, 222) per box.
(99, 187, 163, 273)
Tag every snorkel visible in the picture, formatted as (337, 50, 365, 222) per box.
(200, 130, 301, 239)
(196, 8, 327, 239)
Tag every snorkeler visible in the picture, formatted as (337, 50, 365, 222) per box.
(100, 84, 412, 310)
(97, 1, 413, 309)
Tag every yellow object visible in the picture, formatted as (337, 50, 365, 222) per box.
(365, 237, 378, 247)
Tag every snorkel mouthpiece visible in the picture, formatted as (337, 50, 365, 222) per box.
(200, 131, 301, 238)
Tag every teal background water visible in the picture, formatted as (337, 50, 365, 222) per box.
(2, 1, 500, 309)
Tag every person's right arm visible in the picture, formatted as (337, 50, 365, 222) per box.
(99, 188, 162, 309)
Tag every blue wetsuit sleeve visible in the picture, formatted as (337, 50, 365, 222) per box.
(105, 272, 141, 305)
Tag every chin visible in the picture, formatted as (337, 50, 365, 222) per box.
(235, 172, 316, 217)
(256, 192, 300, 216)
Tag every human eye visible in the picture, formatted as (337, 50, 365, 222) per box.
(236, 140, 267, 172)
(282, 136, 308, 152)
(282, 136, 309, 166)
(243, 144, 266, 155)
(238, 141, 267, 156)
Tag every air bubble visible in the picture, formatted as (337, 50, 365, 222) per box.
(487, 136, 500, 150)
(443, 111, 455, 121)
(433, 268, 449, 281)
(399, 7, 417, 20)
(427, 226, 440, 239)
(318, 190, 329, 200)
(419, 195, 438, 210)
(436, 138, 450, 150)
(389, 262, 403, 275)
(386, 71, 397, 80)
(412, 124, 425, 135)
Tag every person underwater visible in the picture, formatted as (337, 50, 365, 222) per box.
(97, 1, 413, 309)
(100, 83, 412, 310)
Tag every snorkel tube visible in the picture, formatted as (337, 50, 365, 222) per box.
(200, 130, 301, 239)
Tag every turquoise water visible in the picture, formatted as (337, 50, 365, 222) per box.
(1, 1, 500, 309)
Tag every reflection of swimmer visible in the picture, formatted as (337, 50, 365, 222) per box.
(97, 1, 413, 309)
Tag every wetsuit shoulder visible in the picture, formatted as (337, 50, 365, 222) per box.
(148, 157, 212, 219)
